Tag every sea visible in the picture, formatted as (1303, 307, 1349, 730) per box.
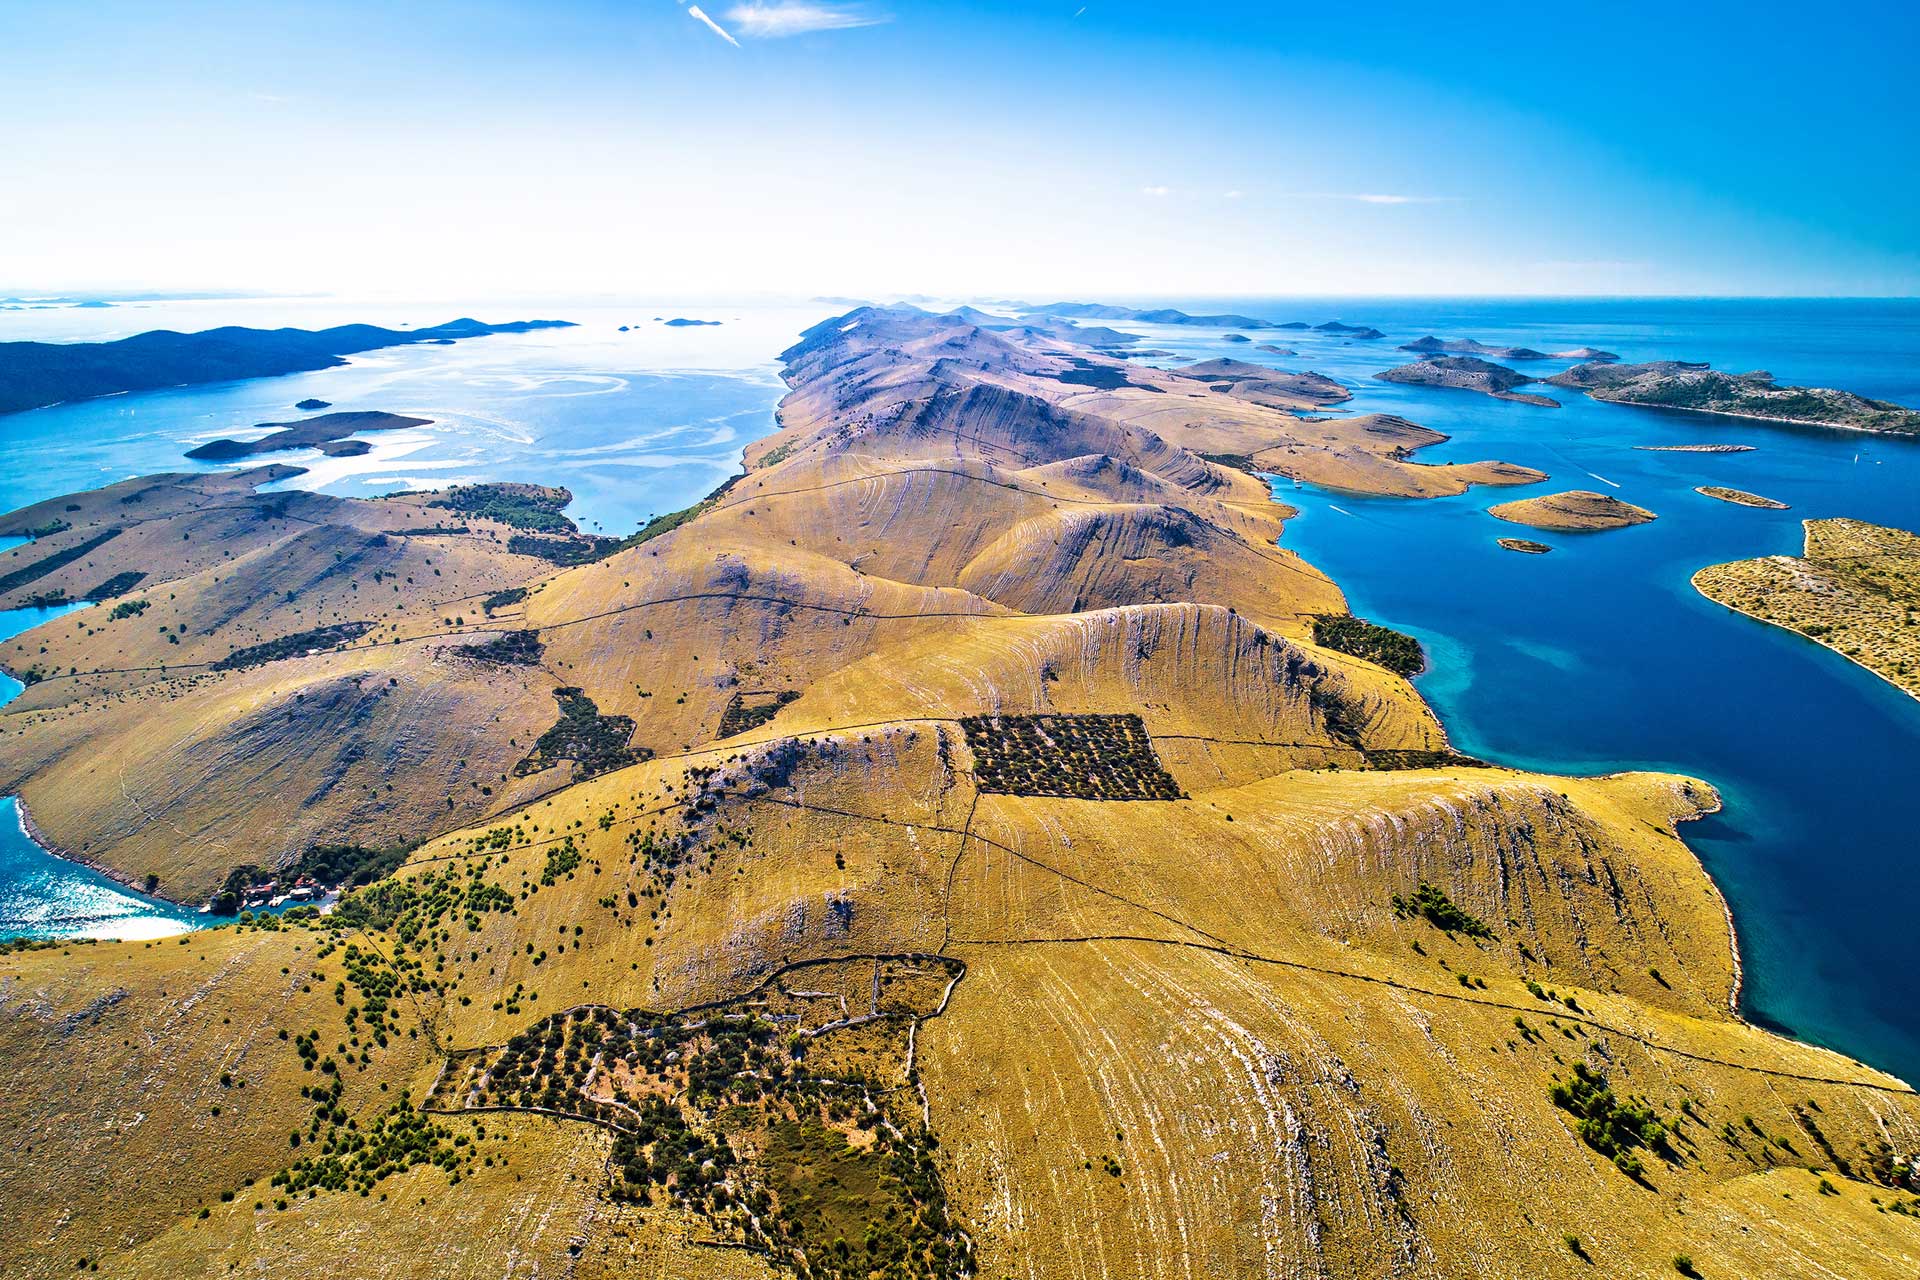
(3, 293, 1919, 1090)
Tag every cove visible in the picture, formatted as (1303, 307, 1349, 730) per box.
(1, 600, 203, 941)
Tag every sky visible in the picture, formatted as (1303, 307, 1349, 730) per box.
(2, 0, 1916, 300)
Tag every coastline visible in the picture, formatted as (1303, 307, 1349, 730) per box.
(1604, 395, 1920, 439)
(1679, 785, 1745, 1015)
(1691, 567, 1920, 708)
(1267, 475, 1763, 1027)
(9, 794, 203, 927)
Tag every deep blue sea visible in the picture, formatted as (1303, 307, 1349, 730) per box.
(1127, 297, 1920, 1085)
(4, 294, 1920, 1089)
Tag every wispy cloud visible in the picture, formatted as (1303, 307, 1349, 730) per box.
(1306, 192, 1459, 205)
(1222, 189, 1244, 200)
(725, 3, 889, 37)
(1141, 185, 1171, 197)
(687, 4, 741, 45)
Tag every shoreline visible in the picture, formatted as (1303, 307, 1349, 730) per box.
(11, 794, 202, 922)
(1603, 395, 1920, 440)
(1268, 473, 1760, 1023)
(1691, 567, 1920, 708)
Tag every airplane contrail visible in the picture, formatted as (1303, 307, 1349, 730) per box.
(688, 4, 740, 45)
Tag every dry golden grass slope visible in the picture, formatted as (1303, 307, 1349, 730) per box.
(3, 306, 1919, 1280)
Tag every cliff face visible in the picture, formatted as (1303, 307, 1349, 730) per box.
(3, 307, 1918, 1280)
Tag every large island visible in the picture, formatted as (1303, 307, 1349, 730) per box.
(1, 308, 1916, 1280)
(0, 317, 574, 416)
(1548, 360, 1920, 434)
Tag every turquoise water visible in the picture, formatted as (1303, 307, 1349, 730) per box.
(1126, 298, 1920, 1083)
(1, 600, 205, 940)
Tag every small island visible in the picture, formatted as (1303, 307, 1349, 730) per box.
(1548, 360, 1920, 435)
(1315, 321, 1386, 339)
(1696, 485, 1789, 510)
(1398, 336, 1621, 362)
(1377, 356, 1560, 407)
(663, 318, 722, 327)
(1254, 344, 1296, 355)
(1695, 518, 1920, 700)
(1497, 537, 1554, 554)
(294, 398, 331, 410)
(1488, 489, 1657, 531)
(1018, 302, 1279, 329)
(184, 410, 430, 461)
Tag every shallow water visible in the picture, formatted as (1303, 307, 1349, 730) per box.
(0, 299, 822, 535)
(1, 601, 205, 940)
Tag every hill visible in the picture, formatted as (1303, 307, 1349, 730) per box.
(1378, 356, 1562, 407)
(3, 307, 1919, 1279)
(0, 318, 574, 416)
(1489, 490, 1658, 531)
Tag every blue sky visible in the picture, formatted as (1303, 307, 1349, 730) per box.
(2, 0, 1915, 298)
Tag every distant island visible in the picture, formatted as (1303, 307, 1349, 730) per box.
(0, 317, 574, 417)
(1696, 518, 1920, 700)
(1314, 321, 1386, 339)
(184, 411, 431, 461)
(1019, 302, 1280, 329)
(1378, 356, 1560, 407)
(1489, 489, 1657, 531)
(1399, 335, 1620, 362)
(1548, 360, 1920, 435)
(1497, 537, 1554, 554)
(663, 318, 722, 327)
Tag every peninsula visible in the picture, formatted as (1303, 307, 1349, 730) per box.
(0, 317, 574, 417)
(1, 308, 1915, 1280)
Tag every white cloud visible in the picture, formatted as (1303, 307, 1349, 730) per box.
(1222, 189, 1244, 200)
(1308, 192, 1458, 205)
(724, 3, 888, 37)
(1141, 185, 1171, 197)
(687, 5, 741, 45)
